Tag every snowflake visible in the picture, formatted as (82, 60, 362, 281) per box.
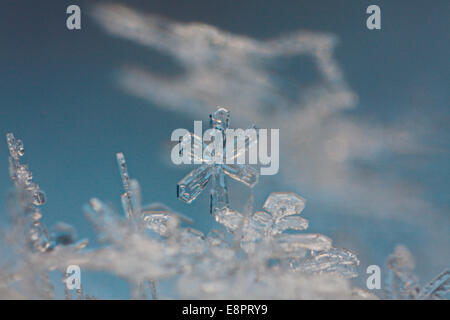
(215, 191, 359, 278)
(177, 107, 259, 215)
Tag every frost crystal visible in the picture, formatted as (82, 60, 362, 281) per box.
(177, 107, 259, 214)
(116, 152, 185, 237)
(6, 133, 50, 252)
(385, 245, 449, 300)
(6, 133, 445, 300)
(2, 134, 87, 299)
(215, 191, 359, 278)
(5, 133, 85, 253)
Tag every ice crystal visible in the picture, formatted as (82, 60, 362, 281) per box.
(116, 152, 185, 237)
(385, 245, 449, 300)
(7, 133, 446, 300)
(6, 133, 50, 252)
(215, 192, 359, 278)
(6, 133, 87, 253)
(1, 134, 87, 299)
(177, 107, 259, 215)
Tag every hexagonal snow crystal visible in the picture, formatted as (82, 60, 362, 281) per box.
(263, 192, 306, 218)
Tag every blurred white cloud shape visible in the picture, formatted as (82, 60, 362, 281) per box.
(92, 3, 443, 227)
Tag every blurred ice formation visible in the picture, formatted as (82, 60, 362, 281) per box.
(1, 134, 87, 299)
(2, 134, 448, 299)
(385, 245, 449, 300)
(1, 133, 380, 299)
(215, 191, 359, 279)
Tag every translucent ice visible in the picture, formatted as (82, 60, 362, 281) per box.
(385, 245, 449, 300)
(291, 247, 359, 278)
(222, 164, 258, 187)
(177, 108, 259, 214)
(275, 233, 332, 254)
(177, 164, 213, 203)
(1, 133, 424, 300)
(210, 107, 230, 131)
(417, 270, 450, 300)
(263, 192, 306, 218)
(6, 133, 51, 252)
